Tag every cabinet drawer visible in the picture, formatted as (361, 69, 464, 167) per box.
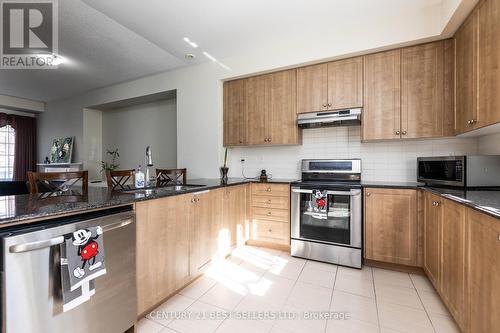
(252, 183, 290, 197)
(252, 195, 289, 209)
(253, 207, 289, 223)
(252, 220, 289, 243)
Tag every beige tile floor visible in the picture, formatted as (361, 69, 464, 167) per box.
(137, 246, 461, 333)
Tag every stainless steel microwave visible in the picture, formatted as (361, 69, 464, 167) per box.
(417, 156, 500, 187)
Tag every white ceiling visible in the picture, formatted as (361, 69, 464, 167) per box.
(0, 0, 454, 102)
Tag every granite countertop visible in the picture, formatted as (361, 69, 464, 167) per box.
(2, 176, 499, 228)
(421, 187, 500, 219)
(0, 178, 298, 228)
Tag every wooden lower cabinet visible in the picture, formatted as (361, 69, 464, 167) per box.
(467, 209, 500, 333)
(364, 188, 417, 266)
(220, 185, 248, 255)
(136, 185, 248, 315)
(440, 199, 467, 331)
(249, 183, 290, 248)
(423, 191, 442, 287)
(136, 194, 190, 315)
(189, 190, 218, 276)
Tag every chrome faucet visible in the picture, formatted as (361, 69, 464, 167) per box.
(145, 146, 153, 186)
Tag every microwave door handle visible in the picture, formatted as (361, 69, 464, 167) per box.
(9, 217, 134, 253)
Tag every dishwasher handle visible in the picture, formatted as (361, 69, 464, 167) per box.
(8, 217, 134, 254)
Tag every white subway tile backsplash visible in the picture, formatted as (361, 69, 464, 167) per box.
(227, 127, 479, 182)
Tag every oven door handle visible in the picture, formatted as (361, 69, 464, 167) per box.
(291, 188, 313, 194)
(292, 188, 361, 196)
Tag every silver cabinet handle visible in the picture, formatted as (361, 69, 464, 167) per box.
(402, 130, 407, 135)
(327, 103, 332, 107)
(366, 192, 371, 196)
(395, 131, 400, 135)
(322, 103, 327, 107)
(9, 217, 134, 253)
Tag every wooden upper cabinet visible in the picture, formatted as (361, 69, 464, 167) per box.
(443, 39, 456, 137)
(297, 63, 327, 113)
(362, 50, 402, 141)
(423, 191, 441, 288)
(297, 58, 363, 114)
(455, 12, 478, 134)
(364, 188, 417, 266)
(468, 209, 500, 333)
(440, 199, 467, 331)
(477, 0, 500, 128)
(245, 70, 300, 146)
(401, 42, 445, 139)
(245, 74, 268, 145)
(268, 69, 300, 145)
(327, 57, 363, 110)
(223, 80, 247, 146)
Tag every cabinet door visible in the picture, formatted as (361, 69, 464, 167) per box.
(223, 79, 247, 146)
(297, 63, 327, 113)
(189, 191, 214, 275)
(443, 39, 456, 137)
(477, 0, 500, 128)
(136, 195, 189, 315)
(364, 188, 417, 265)
(401, 42, 444, 139)
(268, 69, 300, 145)
(327, 57, 363, 110)
(246, 74, 268, 145)
(362, 50, 401, 140)
(441, 199, 467, 330)
(221, 185, 247, 250)
(423, 192, 441, 288)
(455, 13, 478, 134)
(468, 209, 500, 333)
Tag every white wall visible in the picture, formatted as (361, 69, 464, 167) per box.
(478, 133, 500, 155)
(101, 98, 177, 171)
(228, 127, 479, 181)
(38, 1, 483, 180)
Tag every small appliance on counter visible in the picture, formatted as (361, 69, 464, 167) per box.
(417, 155, 500, 188)
(259, 169, 268, 182)
(291, 159, 362, 268)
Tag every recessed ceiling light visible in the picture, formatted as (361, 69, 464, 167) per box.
(202, 51, 216, 62)
(185, 53, 196, 60)
(183, 37, 198, 48)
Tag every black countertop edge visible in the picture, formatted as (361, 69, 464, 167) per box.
(361, 181, 424, 189)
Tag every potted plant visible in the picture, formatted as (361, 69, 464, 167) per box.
(220, 148, 229, 181)
(101, 149, 120, 180)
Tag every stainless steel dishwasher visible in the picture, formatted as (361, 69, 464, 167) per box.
(0, 206, 136, 333)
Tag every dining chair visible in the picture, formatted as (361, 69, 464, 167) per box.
(27, 171, 88, 195)
(106, 169, 135, 191)
(156, 168, 187, 186)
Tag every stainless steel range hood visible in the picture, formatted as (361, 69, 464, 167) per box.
(297, 108, 362, 129)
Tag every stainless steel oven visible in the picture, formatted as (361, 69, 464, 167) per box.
(291, 159, 362, 268)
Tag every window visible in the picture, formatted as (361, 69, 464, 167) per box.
(0, 125, 15, 180)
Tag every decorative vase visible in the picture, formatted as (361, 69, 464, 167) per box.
(220, 167, 229, 182)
